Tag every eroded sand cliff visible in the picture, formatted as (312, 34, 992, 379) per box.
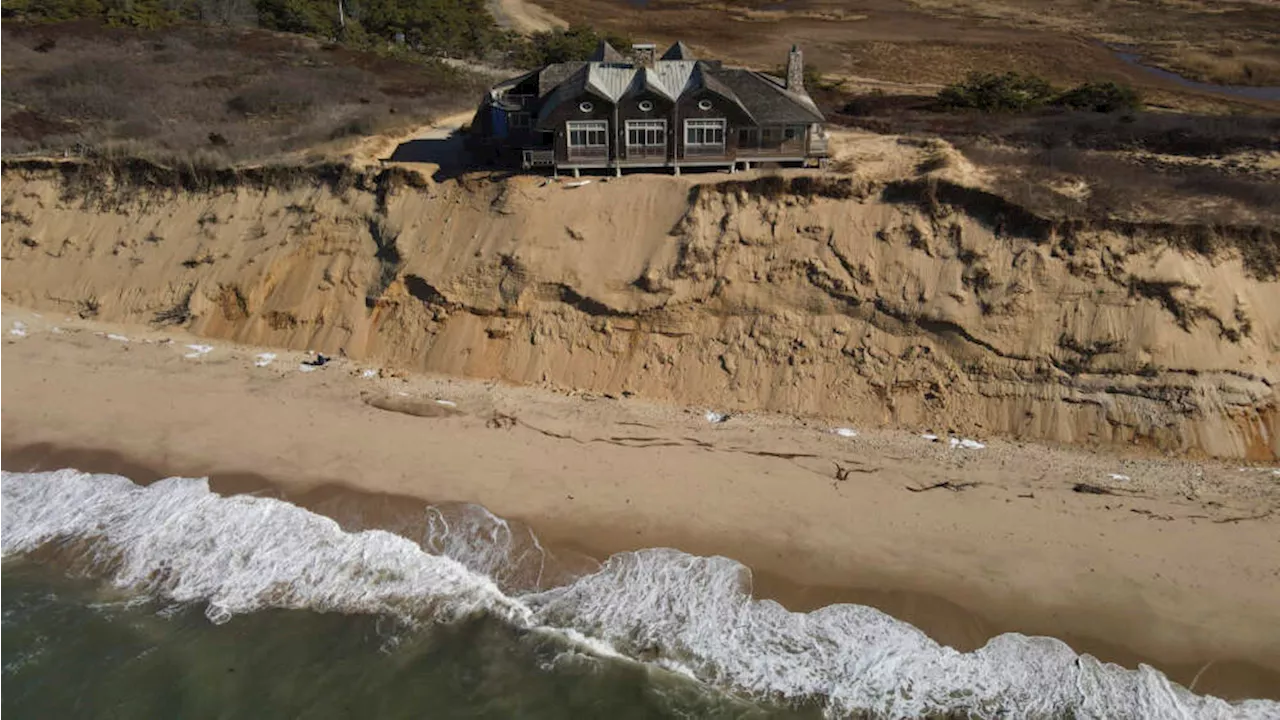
(3, 149, 1277, 458)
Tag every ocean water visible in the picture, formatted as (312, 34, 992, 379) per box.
(3, 469, 1279, 720)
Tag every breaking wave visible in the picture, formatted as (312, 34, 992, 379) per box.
(3, 469, 1277, 719)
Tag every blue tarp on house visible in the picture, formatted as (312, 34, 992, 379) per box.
(491, 107, 508, 140)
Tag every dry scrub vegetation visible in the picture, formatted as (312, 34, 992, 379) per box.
(902, 0, 1280, 87)
(953, 142, 1280, 227)
(837, 57, 1280, 245)
(825, 86, 1280, 225)
(1, 21, 488, 163)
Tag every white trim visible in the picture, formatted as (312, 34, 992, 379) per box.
(625, 119, 666, 147)
(567, 120, 609, 149)
(684, 118, 726, 149)
(697, 99, 713, 111)
(638, 100, 654, 112)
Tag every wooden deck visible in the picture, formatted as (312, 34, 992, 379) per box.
(523, 144, 823, 173)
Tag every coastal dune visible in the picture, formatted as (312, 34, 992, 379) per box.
(2, 146, 1278, 459)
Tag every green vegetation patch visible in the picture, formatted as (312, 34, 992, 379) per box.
(937, 72, 1141, 114)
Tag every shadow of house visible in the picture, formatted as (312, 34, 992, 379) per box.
(386, 132, 473, 182)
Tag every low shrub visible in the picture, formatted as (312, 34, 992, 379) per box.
(936, 72, 1055, 112)
(937, 73, 1142, 114)
(1054, 81, 1141, 114)
(226, 81, 318, 117)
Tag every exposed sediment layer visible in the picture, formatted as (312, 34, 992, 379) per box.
(3, 158, 1277, 458)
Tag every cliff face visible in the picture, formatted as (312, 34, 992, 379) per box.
(3, 160, 1277, 458)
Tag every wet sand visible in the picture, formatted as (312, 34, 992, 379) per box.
(3, 307, 1279, 700)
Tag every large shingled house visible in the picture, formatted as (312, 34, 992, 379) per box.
(468, 41, 829, 175)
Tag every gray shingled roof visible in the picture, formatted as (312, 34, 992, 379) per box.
(538, 62, 586, 97)
(694, 64, 755, 123)
(536, 65, 613, 127)
(709, 68, 825, 124)
(504, 42, 824, 128)
(661, 41, 694, 60)
(589, 41, 626, 63)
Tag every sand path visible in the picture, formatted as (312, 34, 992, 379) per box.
(487, 0, 566, 34)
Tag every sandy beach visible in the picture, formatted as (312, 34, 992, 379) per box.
(3, 305, 1278, 700)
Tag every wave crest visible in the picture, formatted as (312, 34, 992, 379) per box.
(526, 549, 1276, 718)
(4, 469, 1277, 719)
(1, 470, 529, 626)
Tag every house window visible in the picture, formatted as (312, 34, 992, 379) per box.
(638, 100, 654, 112)
(567, 120, 608, 156)
(625, 120, 666, 159)
(738, 127, 759, 148)
(579, 101, 594, 113)
(626, 120, 666, 147)
(510, 112, 531, 130)
(784, 126, 800, 141)
(697, 99, 713, 111)
(684, 119, 725, 152)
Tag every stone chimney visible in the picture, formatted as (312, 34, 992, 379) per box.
(785, 44, 803, 90)
(632, 43, 656, 68)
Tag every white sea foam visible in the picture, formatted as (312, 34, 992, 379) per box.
(3, 470, 1277, 719)
(424, 503, 548, 592)
(1, 470, 529, 627)
(526, 549, 1278, 719)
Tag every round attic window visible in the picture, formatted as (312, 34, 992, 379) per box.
(638, 100, 654, 112)
(697, 99, 713, 111)
(579, 101, 594, 113)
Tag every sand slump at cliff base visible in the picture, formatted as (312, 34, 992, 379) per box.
(3, 469, 1278, 718)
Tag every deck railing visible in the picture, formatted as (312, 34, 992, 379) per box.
(624, 145, 667, 160)
(683, 144, 727, 157)
(522, 148, 555, 169)
(522, 134, 829, 169)
(738, 138, 806, 156)
(567, 146, 609, 161)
